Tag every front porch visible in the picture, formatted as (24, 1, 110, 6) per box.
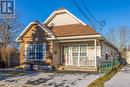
(52, 39, 101, 72)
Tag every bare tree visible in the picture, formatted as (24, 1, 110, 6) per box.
(106, 26, 130, 59)
(0, 15, 23, 67)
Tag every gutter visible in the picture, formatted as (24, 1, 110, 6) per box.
(47, 34, 102, 40)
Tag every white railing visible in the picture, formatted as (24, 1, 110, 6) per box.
(64, 59, 95, 67)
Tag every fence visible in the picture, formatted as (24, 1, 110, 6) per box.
(100, 58, 120, 73)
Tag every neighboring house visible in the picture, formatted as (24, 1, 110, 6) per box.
(16, 8, 119, 71)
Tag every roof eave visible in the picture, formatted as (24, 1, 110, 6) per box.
(15, 22, 56, 43)
(15, 22, 36, 42)
(100, 36, 118, 51)
(47, 34, 102, 40)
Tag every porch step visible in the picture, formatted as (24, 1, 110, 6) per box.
(57, 66, 98, 72)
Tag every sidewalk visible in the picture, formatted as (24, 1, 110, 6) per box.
(105, 65, 130, 87)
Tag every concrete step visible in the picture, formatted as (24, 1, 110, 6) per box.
(58, 66, 98, 72)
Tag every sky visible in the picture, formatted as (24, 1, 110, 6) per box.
(16, 0, 130, 34)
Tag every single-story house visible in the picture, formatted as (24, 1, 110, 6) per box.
(16, 8, 119, 72)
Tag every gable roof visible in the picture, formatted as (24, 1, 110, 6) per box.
(16, 8, 99, 42)
(49, 24, 98, 37)
(15, 22, 55, 42)
(44, 9, 86, 25)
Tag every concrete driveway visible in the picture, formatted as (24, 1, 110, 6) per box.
(0, 72, 100, 87)
(105, 65, 130, 87)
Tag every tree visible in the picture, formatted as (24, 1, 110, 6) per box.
(106, 26, 130, 59)
(0, 15, 23, 67)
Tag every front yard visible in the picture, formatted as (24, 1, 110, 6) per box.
(0, 70, 100, 87)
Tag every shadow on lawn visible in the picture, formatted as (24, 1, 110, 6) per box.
(25, 72, 91, 87)
(0, 70, 98, 87)
(26, 77, 68, 87)
(0, 70, 40, 81)
(26, 78, 51, 85)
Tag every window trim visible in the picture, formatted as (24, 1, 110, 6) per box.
(25, 43, 46, 61)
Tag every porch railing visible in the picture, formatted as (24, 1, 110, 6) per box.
(64, 59, 95, 66)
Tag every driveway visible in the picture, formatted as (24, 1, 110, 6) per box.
(105, 65, 130, 87)
(0, 72, 100, 87)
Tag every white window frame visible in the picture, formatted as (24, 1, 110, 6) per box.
(25, 43, 46, 61)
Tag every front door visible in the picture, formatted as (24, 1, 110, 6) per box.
(63, 44, 87, 66)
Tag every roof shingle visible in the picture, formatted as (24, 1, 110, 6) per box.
(49, 24, 98, 37)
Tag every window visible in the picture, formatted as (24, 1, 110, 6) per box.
(72, 45, 79, 57)
(105, 54, 108, 60)
(25, 44, 46, 60)
(71, 44, 87, 66)
(80, 45, 87, 57)
(72, 44, 87, 57)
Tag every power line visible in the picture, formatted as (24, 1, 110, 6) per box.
(73, 0, 105, 34)
(81, 0, 102, 26)
(72, 0, 97, 28)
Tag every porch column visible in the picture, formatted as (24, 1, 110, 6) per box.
(94, 39, 97, 67)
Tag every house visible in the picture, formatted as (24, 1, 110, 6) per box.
(16, 8, 119, 72)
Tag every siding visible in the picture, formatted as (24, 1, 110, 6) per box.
(101, 42, 118, 62)
(48, 13, 80, 26)
(19, 42, 25, 64)
(52, 41, 61, 66)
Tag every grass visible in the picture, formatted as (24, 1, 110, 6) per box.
(88, 65, 124, 87)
